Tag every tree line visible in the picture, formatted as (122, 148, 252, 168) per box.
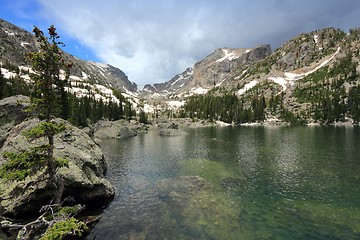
(0, 65, 135, 128)
(294, 51, 360, 124)
(183, 92, 268, 124)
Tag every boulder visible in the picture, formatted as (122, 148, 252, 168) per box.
(157, 121, 178, 130)
(156, 121, 185, 136)
(158, 128, 186, 137)
(93, 119, 143, 139)
(0, 118, 115, 217)
(0, 95, 31, 148)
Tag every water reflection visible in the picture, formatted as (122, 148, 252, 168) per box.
(89, 126, 360, 239)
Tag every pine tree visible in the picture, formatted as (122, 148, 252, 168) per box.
(0, 25, 71, 204)
(0, 69, 5, 99)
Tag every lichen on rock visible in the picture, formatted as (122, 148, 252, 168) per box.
(0, 118, 115, 217)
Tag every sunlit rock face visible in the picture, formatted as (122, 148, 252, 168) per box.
(0, 118, 115, 217)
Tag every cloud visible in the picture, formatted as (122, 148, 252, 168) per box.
(33, 0, 360, 87)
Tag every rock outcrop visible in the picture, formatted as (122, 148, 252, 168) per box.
(0, 95, 31, 148)
(0, 118, 115, 217)
(93, 119, 149, 139)
(156, 120, 186, 136)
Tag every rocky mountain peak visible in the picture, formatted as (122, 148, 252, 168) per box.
(142, 45, 272, 98)
(192, 45, 272, 88)
(0, 18, 137, 94)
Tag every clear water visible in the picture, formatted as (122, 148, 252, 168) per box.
(88, 126, 360, 240)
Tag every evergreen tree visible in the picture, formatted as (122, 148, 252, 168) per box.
(125, 101, 133, 120)
(0, 25, 71, 204)
(139, 110, 148, 124)
(0, 25, 90, 239)
(0, 69, 5, 99)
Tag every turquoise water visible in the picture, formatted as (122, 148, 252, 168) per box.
(88, 126, 360, 240)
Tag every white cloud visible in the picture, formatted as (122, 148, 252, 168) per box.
(33, 0, 360, 86)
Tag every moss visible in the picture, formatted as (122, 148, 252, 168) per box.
(40, 217, 88, 240)
(177, 158, 234, 185)
(284, 200, 360, 236)
(158, 175, 245, 239)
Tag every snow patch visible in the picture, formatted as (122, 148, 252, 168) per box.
(216, 120, 231, 126)
(81, 71, 89, 80)
(313, 34, 319, 44)
(268, 77, 287, 91)
(4, 30, 15, 36)
(143, 104, 156, 113)
(284, 72, 303, 81)
(0, 68, 17, 79)
(191, 87, 209, 95)
(167, 100, 185, 109)
(171, 74, 185, 87)
(215, 79, 226, 87)
(237, 80, 258, 95)
(216, 49, 239, 62)
(269, 47, 341, 91)
(20, 42, 30, 47)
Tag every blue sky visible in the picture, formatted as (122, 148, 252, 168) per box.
(1, 0, 360, 87)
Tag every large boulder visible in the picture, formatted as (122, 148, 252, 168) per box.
(0, 95, 31, 148)
(0, 118, 115, 217)
(93, 119, 148, 139)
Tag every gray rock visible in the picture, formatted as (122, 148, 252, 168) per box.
(0, 95, 31, 148)
(94, 119, 137, 139)
(157, 122, 178, 129)
(158, 129, 176, 136)
(0, 118, 115, 217)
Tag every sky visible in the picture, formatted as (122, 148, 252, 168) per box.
(1, 0, 360, 87)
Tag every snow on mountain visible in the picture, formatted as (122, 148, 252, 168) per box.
(237, 80, 258, 95)
(216, 49, 241, 62)
(266, 46, 341, 92)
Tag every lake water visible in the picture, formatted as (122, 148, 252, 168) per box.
(88, 126, 360, 240)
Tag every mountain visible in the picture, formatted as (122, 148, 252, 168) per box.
(2, 17, 359, 125)
(143, 45, 272, 97)
(0, 18, 137, 94)
(180, 27, 360, 125)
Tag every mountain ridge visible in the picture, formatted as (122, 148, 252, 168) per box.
(0, 18, 137, 93)
(1, 17, 359, 125)
(142, 44, 272, 97)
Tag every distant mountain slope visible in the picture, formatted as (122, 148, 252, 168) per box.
(142, 45, 272, 97)
(182, 27, 360, 125)
(0, 18, 137, 93)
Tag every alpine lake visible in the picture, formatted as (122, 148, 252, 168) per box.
(87, 125, 360, 240)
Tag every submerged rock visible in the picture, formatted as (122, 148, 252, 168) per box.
(156, 176, 211, 205)
(155, 176, 243, 239)
(0, 118, 115, 217)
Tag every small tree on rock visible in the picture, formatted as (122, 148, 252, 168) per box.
(0, 25, 71, 204)
(0, 25, 90, 239)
